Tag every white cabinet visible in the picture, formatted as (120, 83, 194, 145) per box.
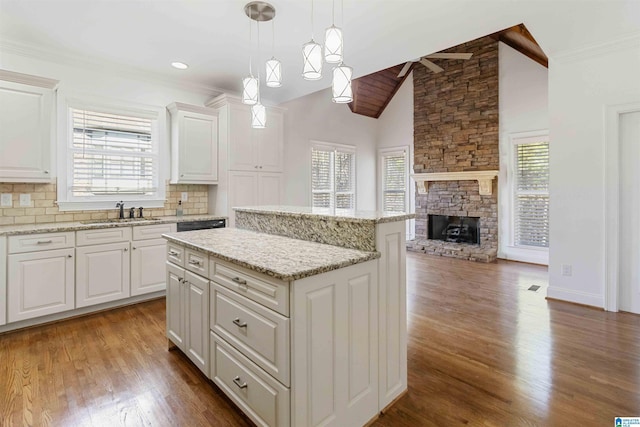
(166, 259, 210, 375)
(131, 223, 176, 296)
(0, 70, 57, 182)
(7, 247, 75, 322)
(0, 236, 5, 326)
(75, 241, 130, 308)
(228, 171, 282, 227)
(168, 102, 219, 184)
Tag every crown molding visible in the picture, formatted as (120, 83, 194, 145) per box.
(0, 38, 226, 97)
(0, 69, 59, 89)
(551, 32, 640, 64)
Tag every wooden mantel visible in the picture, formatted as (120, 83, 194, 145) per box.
(411, 171, 499, 196)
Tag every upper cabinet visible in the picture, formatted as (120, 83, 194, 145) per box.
(168, 102, 219, 184)
(0, 70, 58, 183)
(207, 95, 284, 173)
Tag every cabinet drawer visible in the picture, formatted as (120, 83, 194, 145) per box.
(8, 232, 75, 254)
(133, 223, 176, 241)
(76, 227, 132, 246)
(167, 243, 185, 267)
(211, 259, 289, 316)
(210, 333, 290, 427)
(185, 248, 209, 276)
(211, 284, 290, 386)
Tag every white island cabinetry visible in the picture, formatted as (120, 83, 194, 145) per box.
(164, 228, 381, 427)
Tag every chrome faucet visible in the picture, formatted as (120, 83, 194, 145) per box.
(116, 201, 125, 219)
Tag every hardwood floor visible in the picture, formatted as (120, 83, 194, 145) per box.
(1, 252, 639, 426)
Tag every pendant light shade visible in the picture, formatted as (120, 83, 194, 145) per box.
(251, 102, 267, 128)
(324, 25, 343, 63)
(265, 57, 282, 87)
(302, 39, 323, 80)
(242, 75, 259, 105)
(332, 63, 353, 103)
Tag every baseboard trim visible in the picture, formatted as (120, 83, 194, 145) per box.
(546, 286, 603, 309)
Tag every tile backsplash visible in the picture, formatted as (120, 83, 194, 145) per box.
(0, 181, 208, 225)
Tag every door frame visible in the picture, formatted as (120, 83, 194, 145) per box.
(604, 101, 640, 312)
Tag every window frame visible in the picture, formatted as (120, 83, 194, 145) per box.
(508, 131, 550, 254)
(378, 146, 409, 213)
(57, 95, 166, 211)
(310, 141, 357, 211)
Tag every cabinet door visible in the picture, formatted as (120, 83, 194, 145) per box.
(292, 260, 378, 427)
(7, 248, 75, 322)
(76, 242, 130, 308)
(257, 172, 282, 206)
(185, 270, 209, 375)
(228, 103, 257, 171)
(228, 171, 259, 227)
(257, 110, 283, 172)
(176, 110, 219, 183)
(0, 236, 5, 326)
(131, 238, 167, 296)
(0, 79, 53, 182)
(166, 262, 186, 349)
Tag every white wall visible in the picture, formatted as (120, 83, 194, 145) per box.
(547, 36, 640, 308)
(498, 42, 549, 264)
(280, 88, 379, 210)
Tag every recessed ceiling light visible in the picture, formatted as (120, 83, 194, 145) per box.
(171, 62, 189, 70)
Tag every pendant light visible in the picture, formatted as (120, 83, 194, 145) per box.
(265, 20, 282, 87)
(242, 17, 258, 105)
(324, 0, 343, 63)
(332, 63, 353, 103)
(302, 0, 322, 80)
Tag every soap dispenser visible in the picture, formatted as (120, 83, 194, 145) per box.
(176, 200, 183, 217)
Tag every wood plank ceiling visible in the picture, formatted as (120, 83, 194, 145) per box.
(348, 23, 547, 119)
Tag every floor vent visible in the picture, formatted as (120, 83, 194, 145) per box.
(527, 285, 541, 292)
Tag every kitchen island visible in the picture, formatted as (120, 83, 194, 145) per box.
(163, 227, 382, 427)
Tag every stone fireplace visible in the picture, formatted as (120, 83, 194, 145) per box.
(410, 36, 499, 262)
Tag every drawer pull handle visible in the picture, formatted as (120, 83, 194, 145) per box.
(37, 240, 53, 244)
(233, 376, 247, 389)
(232, 318, 247, 328)
(188, 260, 201, 266)
(232, 277, 247, 285)
(168, 250, 179, 256)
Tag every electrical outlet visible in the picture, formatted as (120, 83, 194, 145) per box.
(0, 193, 12, 207)
(181, 192, 188, 202)
(561, 264, 572, 277)
(19, 193, 31, 207)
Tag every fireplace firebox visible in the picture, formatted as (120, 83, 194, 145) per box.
(428, 214, 480, 245)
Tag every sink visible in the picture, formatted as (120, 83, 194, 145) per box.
(80, 218, 162, 225)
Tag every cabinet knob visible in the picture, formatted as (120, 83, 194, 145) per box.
(168, 250, 179, 256)
(233, 376, 248, 389)
(188, 259, 201, 266)
(259, 166, 263, 169)
(231, 277, 247, 285)
(254, 165, 258, 169)
(132, 247, 137, 250)
(44, 170, 50, 174)
(124, 248, 129, 252)
(232, 318, 248, 328)
(67, 254, 72, 258)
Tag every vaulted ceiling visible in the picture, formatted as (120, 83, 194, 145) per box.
(348, 24, 548, 119)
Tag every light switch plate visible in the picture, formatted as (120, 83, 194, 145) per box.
(181, 192, 188, 202)
(0, 193, 11, 207)
(19, 193, 31, 207)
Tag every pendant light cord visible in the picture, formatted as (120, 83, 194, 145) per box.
(272, 19, 275, 56)
(248, 17, 253, 75)
(311, 0, 314, 39)
(332, 0, 335, 25)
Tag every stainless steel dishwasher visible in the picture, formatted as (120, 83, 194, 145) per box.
(176, 219, 226, 232)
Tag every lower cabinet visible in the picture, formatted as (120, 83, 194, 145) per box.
(166, 262, 210, 375)
(7, 247, 75, 322)
(0, 236, 6, 326)
(131, 238, 168, 296)
(76, 241, 131, 308)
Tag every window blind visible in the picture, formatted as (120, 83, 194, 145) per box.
(311, 145, 355, 210)
(70, 108, 157, 196)
(514, 142, 549, 247)
(382, 152, 407, 212)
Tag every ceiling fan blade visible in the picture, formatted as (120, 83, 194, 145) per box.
(419, 58, 444, 73)
(397, 61, 413, 78)
(425, 53, 473, 60)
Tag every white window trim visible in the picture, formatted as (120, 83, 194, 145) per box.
(56, 92, 167, 211)
(310, 140, 357, 210)
(378, 146, 410, 212)
(378, 145, 415, 240)
(503, 129, 549, 264)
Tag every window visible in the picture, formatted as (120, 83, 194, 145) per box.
(380, 148, 408, 212)
(513, 139, 549, 248)
(58, 99, 165, 211)
(311, 142, 355, 210)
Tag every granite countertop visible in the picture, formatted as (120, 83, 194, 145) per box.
(232, 205, 415, 224)
(163, 228, 380, 281)
(0, 215, 227, 236)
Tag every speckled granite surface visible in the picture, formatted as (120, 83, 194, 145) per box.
(234, 206, 413, 252)
(0, 215, 227, 236)
(163, 228, 380, 281)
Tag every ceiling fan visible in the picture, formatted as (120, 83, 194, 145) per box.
(397, 52, 473, 78)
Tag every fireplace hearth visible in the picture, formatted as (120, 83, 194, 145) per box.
(428, 214, 480, 245)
